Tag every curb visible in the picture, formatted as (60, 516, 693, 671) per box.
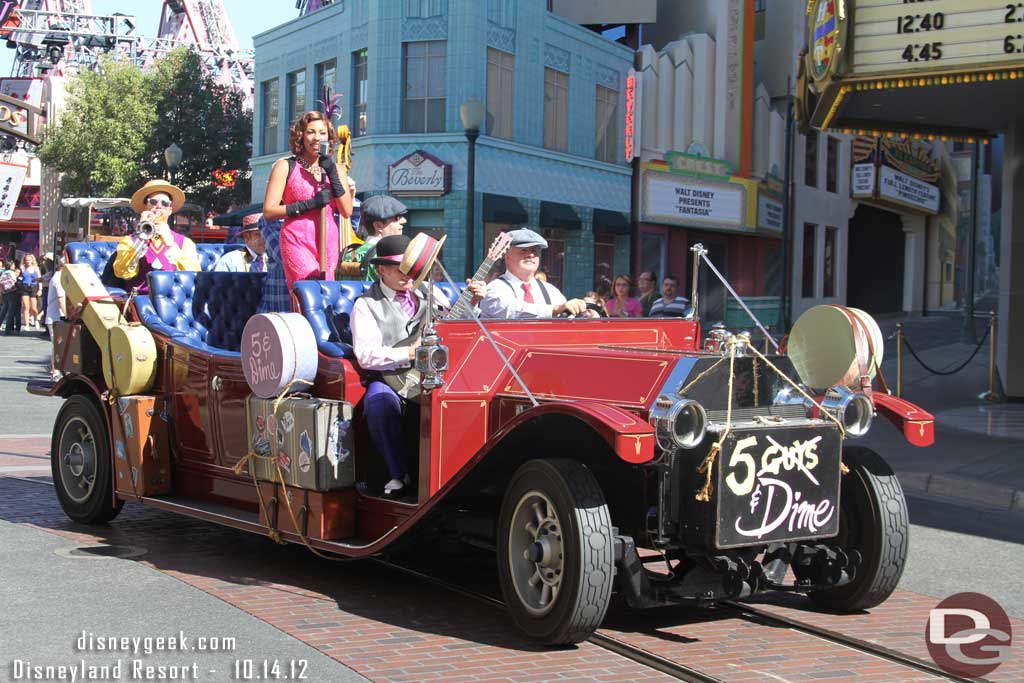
(898, 472, 1024, 514)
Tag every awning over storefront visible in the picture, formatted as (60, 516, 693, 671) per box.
(540, 201, 581, 231)
(212, 203, 263, 226)
(593, 208, 630, 235)
(482, 193, 527, 225)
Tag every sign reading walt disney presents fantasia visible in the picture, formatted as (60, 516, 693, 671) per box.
(850, 136, 941, 215)
(387, 150, 451, 197)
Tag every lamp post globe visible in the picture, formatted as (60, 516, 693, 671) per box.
(164, 142, 183, 185)
(460, 98, 485, 277)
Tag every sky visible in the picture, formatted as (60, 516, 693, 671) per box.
(0, 0, 299, 76)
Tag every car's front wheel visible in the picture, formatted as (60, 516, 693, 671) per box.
(809, 446, 908, 611)
(497, 459, 614, 644)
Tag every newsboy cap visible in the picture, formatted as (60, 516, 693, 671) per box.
(507, 228, 548, 249)
(361, 195, 408, 225)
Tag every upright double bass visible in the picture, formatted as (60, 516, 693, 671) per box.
(335, 125, 364, 279)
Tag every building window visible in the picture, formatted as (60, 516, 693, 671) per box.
(594, 233, 616, 290)
(486, 48, 514, 140)
(315, 59, 336, 100)
(802, 223, 816, 298)
(352, 49, 368, 137)
(541, 228, 566, 289)
(287, 69, 306, 128)
(754, 0, 766, 41)
(804, 130, 818, 188)
(543, 67, 569, 152)
(403, 40, 447, 133)
(261, 78, 279, 155)
(824, 226, 837, 297)
(826, 136, 839, 193)
(595, 85, 618, 163)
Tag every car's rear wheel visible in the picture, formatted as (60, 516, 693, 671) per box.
(497, 459, 614, 644)
(52, 395, 122, 524)
(809, 446, 907, 611)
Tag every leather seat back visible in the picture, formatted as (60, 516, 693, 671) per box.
(143, 270, 265, 355)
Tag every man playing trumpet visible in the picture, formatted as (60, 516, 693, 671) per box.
(112, 179, 201, 292)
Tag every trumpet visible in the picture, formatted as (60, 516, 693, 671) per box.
(136, 221, 158, 241)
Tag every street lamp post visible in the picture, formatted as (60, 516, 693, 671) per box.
(460, 98, 484, 277)
(164, 142, 183, 185)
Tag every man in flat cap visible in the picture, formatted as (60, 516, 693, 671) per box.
(214, 213, 268, 272)
(480, 228, 587, 319)
(341, 194, 408, 281)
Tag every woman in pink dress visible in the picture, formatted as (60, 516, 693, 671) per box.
(605, 274, 642, 318)
(263, 111, 355, 288)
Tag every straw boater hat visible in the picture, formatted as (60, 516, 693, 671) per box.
(130, 179, 186, 214)
(401, 232, 447, 289)
(370, 233, 447, 290)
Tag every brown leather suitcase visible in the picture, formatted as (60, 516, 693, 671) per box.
(257, 482, 355, 541)
(52, 320, 101, 376)
(111, 395, 172, 497)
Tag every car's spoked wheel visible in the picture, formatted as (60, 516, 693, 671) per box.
(508, 490, 566, 616)
(51, 395, 123, 524)
(809, 446, 908, 611)
(498, 459, 614, 644)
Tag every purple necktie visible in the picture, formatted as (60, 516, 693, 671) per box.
(397, 290, 418, 317)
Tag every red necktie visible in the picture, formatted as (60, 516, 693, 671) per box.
(522, 283, 534, 304)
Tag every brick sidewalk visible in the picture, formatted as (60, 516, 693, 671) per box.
(3, 474, 1020, 682)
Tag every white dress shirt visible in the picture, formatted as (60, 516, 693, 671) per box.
(351, 283, 451, 371)
(480, 272, 567, 319)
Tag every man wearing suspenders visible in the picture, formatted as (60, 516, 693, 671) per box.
(479, 228, 587, 319)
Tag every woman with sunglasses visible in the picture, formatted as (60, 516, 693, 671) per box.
(112, 179, 200, 292)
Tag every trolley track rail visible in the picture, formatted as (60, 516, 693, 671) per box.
(722, 600, 996, 683)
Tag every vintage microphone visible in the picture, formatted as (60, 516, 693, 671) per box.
(318, 140, 331, 279)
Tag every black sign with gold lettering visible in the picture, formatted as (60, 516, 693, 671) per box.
(715, 423, 842, 549)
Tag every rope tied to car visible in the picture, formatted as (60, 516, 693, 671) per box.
(695, 340, 737, 502)
(692, 338, 852, 503)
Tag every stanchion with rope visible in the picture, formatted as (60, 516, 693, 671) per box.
(979, 310, 1003, 402)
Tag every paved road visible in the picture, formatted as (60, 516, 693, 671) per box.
(0, 333, 64, 436)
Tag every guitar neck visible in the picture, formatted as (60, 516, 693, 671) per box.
(447, 256, 497, 317)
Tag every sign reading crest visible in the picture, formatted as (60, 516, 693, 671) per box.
(387, 150, 451, 197)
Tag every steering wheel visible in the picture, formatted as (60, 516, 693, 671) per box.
(557, 302, 608, 318)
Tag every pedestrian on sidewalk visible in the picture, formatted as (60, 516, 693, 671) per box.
(19, 254, 41, 330)
(45, 258, 66, 379)
(1, 258, 20, 334)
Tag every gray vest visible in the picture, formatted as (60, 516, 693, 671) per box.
(362, 281, 431, 348)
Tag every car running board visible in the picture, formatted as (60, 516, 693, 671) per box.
(140, 495, 397, 555)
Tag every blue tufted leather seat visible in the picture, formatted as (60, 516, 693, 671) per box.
(292, 280, 469, 360)
(64, 242, 126, 296)
(64, 242, 242, 296)
(197, 243, 243, 271)
(139, 270, 265, 357)
(292, 281, 372, 359)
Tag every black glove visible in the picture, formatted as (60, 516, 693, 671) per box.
(284, 189, 332, 217)
(319, 154, 345, 198)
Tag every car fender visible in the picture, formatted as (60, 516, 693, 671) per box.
(873, 393, 934, 447)
(489, 401, 656, 464)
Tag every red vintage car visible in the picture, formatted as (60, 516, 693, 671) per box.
(33, 247, 933, 645)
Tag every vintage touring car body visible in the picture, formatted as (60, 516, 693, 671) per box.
(33, 245, 934, 644)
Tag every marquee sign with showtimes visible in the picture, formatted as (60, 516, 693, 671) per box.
(797, 0, 1024, 139)
(851, 0, 1024, 74)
